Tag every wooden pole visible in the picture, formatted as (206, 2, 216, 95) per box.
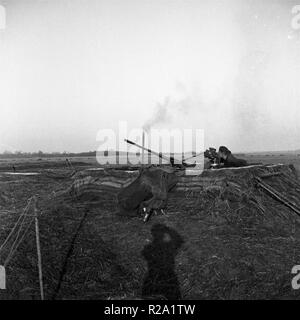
(142, 131, 145, 166)
(256, 177, 300, 217)
(33, 197, 44, 300)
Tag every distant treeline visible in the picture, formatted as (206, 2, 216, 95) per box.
(0, 151, 96, 159)
(0, 150, 136, 159)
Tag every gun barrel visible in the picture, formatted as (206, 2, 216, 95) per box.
(124, 139, 171, 162)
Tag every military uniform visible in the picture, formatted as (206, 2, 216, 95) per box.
(222, 152, 248, 168)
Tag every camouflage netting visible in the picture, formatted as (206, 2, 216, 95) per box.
(64, 164, 300, 222)
(172, 164, 300, 230)
(1, 164, 300, 299)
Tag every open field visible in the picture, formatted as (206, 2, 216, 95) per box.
(0, 153, 300, 300)
(242, 153, 300, 176)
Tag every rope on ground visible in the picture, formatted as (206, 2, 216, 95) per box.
(52, 207, 89, 300)
(4, 204, 33, 259)
(4, 215, 34, 267)
(0, 195, 45, 299)
(0, 197, 34, 259)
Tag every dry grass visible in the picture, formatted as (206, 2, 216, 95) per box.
(0, 159, 300, 300)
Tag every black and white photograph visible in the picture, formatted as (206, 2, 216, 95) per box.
(0, 0, 300, 304)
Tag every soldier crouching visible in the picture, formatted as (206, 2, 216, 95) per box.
(218, 146, 248, 168)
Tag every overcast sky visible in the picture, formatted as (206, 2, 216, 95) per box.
(0, 0, 299, 153)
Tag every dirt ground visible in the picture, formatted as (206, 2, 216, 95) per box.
(0, 153, 300, 300)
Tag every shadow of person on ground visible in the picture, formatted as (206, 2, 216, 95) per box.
(142, 223, 184, 300)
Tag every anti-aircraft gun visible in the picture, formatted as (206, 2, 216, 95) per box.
(204, 147, 221, 168)
(124, 139, 196, 169)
